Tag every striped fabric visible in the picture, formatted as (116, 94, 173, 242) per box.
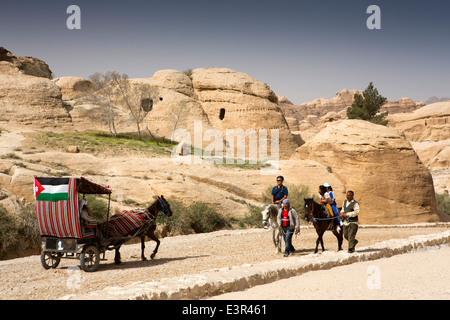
(35, 178, 82, 239)
(106, 209, 150, 238)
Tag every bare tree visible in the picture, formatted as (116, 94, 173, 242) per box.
(87, 72, 121, 137)
(87, 72, 159, 140)
(170, 100, 190, 141)
(112, 75, 158, 140)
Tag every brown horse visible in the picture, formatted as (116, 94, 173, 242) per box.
(103, 195, 172, 265)
(304, 198, 343, 254)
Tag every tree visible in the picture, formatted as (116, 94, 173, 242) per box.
(88, 72, 121, 137)
(112, 75, 158, 140)
(347, 82, 388, 125)
(86, 71, 159, 140)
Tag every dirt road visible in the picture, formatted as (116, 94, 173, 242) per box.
(0, 225, 448, 300)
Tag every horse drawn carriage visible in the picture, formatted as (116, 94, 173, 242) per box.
(35, 176, 171, 272)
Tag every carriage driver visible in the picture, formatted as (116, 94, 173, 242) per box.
(79, 199, 105, 243)
(277, 199, 300, 257)
(271, 176, 288, 208)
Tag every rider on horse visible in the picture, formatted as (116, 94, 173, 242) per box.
(272, 176, 288, 208)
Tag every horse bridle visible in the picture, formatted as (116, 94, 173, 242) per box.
(158, 198, 170, 216)
(304, 200, 314, 221)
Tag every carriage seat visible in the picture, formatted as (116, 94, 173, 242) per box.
(81, 221, 98, 239)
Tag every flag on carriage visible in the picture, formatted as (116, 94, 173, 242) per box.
(34, 177, 70, 201)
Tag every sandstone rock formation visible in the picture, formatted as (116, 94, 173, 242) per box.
(0, 47, 52, 79)
(191, 68, 299, 159)
(291, 120, 439, 224)
(0, 48, 72, 131)
(388, 101, 450, 194)
(280, 89, 362, 121)
(387, 101, 450, 141)
(52, 76, 94, 101)
(279, 89, 424, 126)
(383, 98, 424, 114)
(0, 74, 73, 131)
(49, 68, 300, 160)
(130, 73, 213, 141)
(150, 69, 196, 97)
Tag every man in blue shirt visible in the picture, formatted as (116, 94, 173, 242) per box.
(271, 176, 288, 208)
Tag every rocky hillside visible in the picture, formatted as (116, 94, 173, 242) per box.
(388, 101, 450, 195)
(0, 47, 446, 259)
(291, 119, 440, 224)
(279, 88, 425, 130)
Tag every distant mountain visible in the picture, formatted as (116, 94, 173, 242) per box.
(425, 96, 450, 105)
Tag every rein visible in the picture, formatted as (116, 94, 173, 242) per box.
(158, 199, 169, 216)
(146, 198, 169, 219)
(307, 200, 336, 223)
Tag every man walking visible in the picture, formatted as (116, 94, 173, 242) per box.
(277, 199, 300, 257)
(340, 191, 360, 253)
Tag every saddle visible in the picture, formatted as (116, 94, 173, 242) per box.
(324, 204, 333, 218)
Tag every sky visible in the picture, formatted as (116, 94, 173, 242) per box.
(1, 0, 449, 105)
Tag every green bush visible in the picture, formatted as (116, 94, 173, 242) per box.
(84, 194, 109, 222)
(187, 202, 230, 233)
(240, 204, 264, 228)
(0, 205, 19, 253)
(347, 82, 388, 125)
(158, 199, 231, 235)
(0, 204, 41, 259)
(436, 193, 450, 215)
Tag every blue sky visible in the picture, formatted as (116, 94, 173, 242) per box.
(1, 0, 449, 104)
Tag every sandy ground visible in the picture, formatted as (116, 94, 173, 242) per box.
(209, 245, 450, 300)
(0, 225, 449, 300)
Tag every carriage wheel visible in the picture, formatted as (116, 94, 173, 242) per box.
(40, 251, 61, 270)
(80, 245, 100, 272)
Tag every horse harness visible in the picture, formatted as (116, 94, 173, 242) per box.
(307, 200, 337, 223)
(158, 199, 170, 216)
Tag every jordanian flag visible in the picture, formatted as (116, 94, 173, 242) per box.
(34, 177, 70, 201)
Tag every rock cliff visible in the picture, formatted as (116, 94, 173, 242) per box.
(291, 120, 439, 224)
(191, 68, 299, 159)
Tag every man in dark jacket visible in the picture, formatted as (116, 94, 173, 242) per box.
(271, 176, 288, 208)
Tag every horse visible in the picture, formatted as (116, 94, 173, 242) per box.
(261, 204, 282, 253)
(304, 198, 343, 254)
(102, 195, 172, 265)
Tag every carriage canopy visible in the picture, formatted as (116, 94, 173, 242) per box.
(34, 177, 111, 239)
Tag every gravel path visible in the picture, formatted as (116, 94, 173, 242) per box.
(0, 225, 448, 300)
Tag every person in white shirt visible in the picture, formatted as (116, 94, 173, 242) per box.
(340, 190, 360, 253)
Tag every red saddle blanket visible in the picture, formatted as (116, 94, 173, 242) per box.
(106, 209, 151, 238)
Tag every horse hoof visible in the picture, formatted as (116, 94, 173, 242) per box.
(114, 260, 122, 265)
(150, 253, 156, 259)
(141, 257, 147, 261)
